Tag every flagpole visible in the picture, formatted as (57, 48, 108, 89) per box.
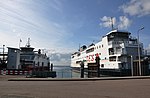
(19, 39, 22, 49)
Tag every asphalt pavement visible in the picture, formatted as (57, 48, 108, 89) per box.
(0, 75, 150, 98)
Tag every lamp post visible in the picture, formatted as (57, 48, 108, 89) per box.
(137, 27, 144, 76)
(3, 45, 5, 63)
(130, 55, 133, 76)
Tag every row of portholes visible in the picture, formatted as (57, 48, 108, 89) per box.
(94, 44, 103, 50)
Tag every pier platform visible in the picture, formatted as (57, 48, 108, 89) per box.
(8, 76, 150, 81)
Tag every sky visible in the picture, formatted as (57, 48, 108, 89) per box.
(0, 0, 150, 65)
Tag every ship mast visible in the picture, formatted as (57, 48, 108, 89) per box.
(26, 38, 31, 47)
(110, 17, 114, 30)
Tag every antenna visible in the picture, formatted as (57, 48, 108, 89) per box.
(110, 17, 114, 30)
(26, 38, 30, 47)
(19, 39, 22, 49)
(93, 40, 95, 43)
(79, 43, 80, 51)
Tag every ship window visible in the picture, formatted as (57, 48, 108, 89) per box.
(118, 56, 121, 61)
(21, 56, 30, 59)
(101, 64, 104, 67)
(37, 62, 39, 66)
(31, 56, 35, 60)
(99, 46, 101, 48)
(109, 56, 116, 61)
(109, 48, 114, 55)
(86, 47, 94, 53)
(77, 53, 80, 56)
(76, 61, 81, 64)
(102, 45, 103, 47)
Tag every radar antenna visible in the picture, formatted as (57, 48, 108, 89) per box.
(26, 38, 31, 47)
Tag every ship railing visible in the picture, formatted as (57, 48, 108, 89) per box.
(124, 42, 138, 46)
(109, 52, 123, 55)
(109, 50, 127, 55)
(108, 41, 127, 45)
(108, 41, 138, 46)
(114, 51, 122, 54)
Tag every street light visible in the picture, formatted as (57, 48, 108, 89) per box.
(130, 55, 133, 76)
(137, 27, 144, 76)
(3, 45, 5, 63)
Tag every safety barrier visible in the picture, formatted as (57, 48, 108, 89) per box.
(0, 70, 31, 75)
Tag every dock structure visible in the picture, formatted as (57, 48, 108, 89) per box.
(88, 63, 99, 78)
(0, 52, 7, 70)
(132, 59, 149, 76)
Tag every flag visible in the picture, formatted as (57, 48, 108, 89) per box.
(20, 39, 22, 42)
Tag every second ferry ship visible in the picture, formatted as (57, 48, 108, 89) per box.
(71, 29, 143, 74)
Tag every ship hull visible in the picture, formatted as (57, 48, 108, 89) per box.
(71, 67, 131, 76)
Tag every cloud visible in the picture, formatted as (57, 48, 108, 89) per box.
(120, 0, 150, 17)
(118, 16, 132, 29)
(0, 0, 73, 52)
(50, 0, 64, 13)
(100, 16, 132, 30)
(50, 53, 71, 66)
(99, 16, 116, 28)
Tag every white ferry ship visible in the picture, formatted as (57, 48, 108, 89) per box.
(71, 29, 143, 74)
(7, 38, 50, 70)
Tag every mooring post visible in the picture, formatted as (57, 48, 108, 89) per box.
(95, 55, 100, 77)
(51, 63, 53, 71)
(48, 62, 50, 71)
(80, 61, 84, 78)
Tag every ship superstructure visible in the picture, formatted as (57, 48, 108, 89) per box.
(71, 30, 143, 72)
(7, 38, 50, 70)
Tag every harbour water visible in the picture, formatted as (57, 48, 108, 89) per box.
(53, 66, 81, 78)
(53, 66, 109, 78)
